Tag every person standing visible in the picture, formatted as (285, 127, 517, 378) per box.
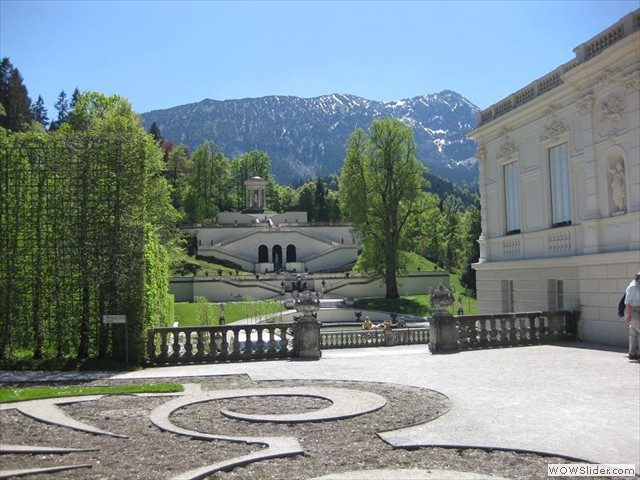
(624, 271, 640, 360)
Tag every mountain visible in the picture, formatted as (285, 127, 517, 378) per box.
(140, 90, 479, 186)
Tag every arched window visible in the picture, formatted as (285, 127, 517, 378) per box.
(286, 244, 296, 262)
(258, 245, 268, 263)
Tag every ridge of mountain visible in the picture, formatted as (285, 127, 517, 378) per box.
(140, 90, 479, 186)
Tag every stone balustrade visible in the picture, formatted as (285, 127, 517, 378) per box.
(320, 327, 430, 349)
(147, 311, 578, 364)
(429, 310, 578, 353)
(147, 323, 296, 365)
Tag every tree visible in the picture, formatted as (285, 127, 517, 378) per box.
(297, 181, 315, 219)
(271, 184, 297, 212)
(163, 143, 192, 213)
(459, 202, 481, 295)
(339, 118, 426, 298)
(184, 142, 230, 223)
(314, 177, 328, 222)
(0, 57, 33, 132)
(148, 121, 163, 143)
(50, 90, 69, 130)
(439, 195, 462, 271)
(70, 87, 81, 109)
(229, 150, 272, 210)
(31, 95, 49, 127)
(404, 191, 442, 264)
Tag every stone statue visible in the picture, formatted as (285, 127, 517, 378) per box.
(608, 158, 626, 212)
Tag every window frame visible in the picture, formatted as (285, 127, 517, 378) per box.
(549, 142, 572, 228)
(503, 161, 521, 235)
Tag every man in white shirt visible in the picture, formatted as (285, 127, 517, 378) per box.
(624, 271, 640, 360)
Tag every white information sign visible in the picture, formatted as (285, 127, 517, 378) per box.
(103, 315, 127, 324)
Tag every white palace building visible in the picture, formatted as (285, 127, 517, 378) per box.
(193, 176, 359, 274)
(467, 10, 640, 347)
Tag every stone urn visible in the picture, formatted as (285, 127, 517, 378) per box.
(428, 284, 456, 312)
(294, 290, 321, 321)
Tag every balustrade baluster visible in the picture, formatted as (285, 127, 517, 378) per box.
(487, 317, 497, 345)
(184, 329, 194, 360)
(497, 318, 507, 345)
(469, 320, 479, 347)
(255, 326, 265, 355)
(204, 330, 213, 358)
(478, 319, 487, 345)
(230, 330, 240, 356)
(539, 315, 548, 341)
(265, 326, 276, 354)
(455, 320, 469, 349)
(243, 327, 253, 358)
(172, 331, 181, 359)
(284, 327, 290, 352)
(527, 315, 538, 343)
(160, 332, 169, 360)
(193, 331, 202, 360)
(519, 316, 528, 344)
(212, 331, 223, 358)
(508, 317, 518, 344)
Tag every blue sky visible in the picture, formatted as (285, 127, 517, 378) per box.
(1, 0, 637, 116)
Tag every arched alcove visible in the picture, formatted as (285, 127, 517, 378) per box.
(605, 149, 627, 215)
(258, 245, 269, 263)
(286, 244, 297, 263)
(272, 245, 283, 270)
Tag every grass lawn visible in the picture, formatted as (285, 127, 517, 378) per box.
(0, 384, 184, 403)
(174, 300, 287, 327)
(355, 272, 477, 317)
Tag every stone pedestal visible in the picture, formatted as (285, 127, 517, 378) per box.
(295, 316, 322, 359)
(428, 312, 458, 352)
(293, 290, 322, 359)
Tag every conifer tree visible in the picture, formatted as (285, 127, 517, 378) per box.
(31, 95, 49, 127)
(0, 57, 33, 132)
(148, 121, 163, 143)
(70, 87, 81, 109)
(50, 90, 69, 130)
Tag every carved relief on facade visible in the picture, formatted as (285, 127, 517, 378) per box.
(576, 93, 595, 114)
(599, 94, 627, 139)
(594, 68, 621, 89)
(607, 156, 627, 214)
(541, 104, 569, 141)
(622, 68, 640, 92)
(496, 129, 518, 160)
(475, 147, 487, 162)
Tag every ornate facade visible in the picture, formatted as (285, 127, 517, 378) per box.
(467, 10, 640, 347)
